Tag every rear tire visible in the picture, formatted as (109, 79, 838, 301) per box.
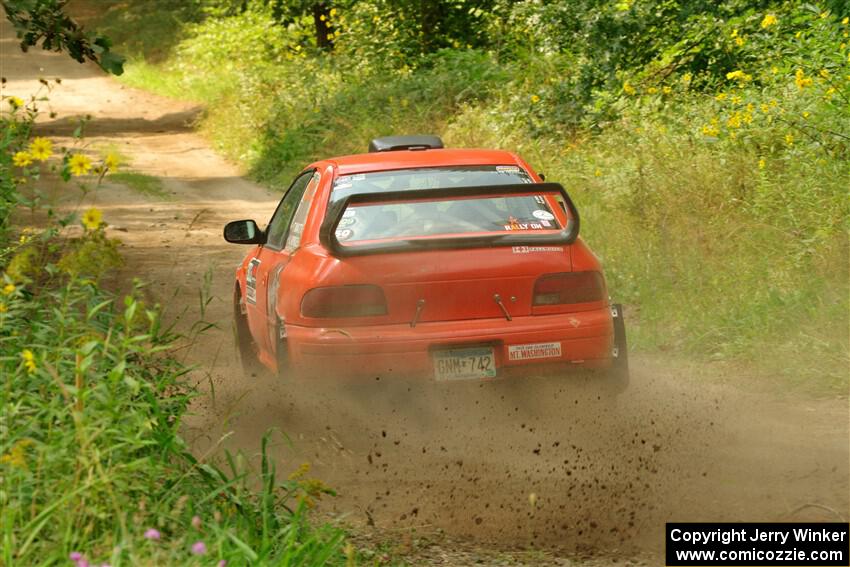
(234, 287, 262, 377)
(604, 303, 630, 393)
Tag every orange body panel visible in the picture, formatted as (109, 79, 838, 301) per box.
(233, 148, 615, 380)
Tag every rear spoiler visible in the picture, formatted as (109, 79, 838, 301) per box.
(319, 182, 580, 257)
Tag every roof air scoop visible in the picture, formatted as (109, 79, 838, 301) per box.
(368, 135, 444, 153)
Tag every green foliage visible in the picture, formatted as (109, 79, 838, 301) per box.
(0, 273, 346, 563)
(2, 0, 125, 74)
(110, 171, 169, 199)
(56, 229, 123, 280)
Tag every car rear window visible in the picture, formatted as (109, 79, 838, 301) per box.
(332, 165, 553, 244)
(335, 194, 562, 243)
(332, 165, 533, 194)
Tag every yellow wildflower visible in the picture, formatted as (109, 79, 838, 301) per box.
(647, 86, 657, 94)
(68, 154, 92, 176)
(727, 112, 742, 129)
(715, 92, 728, 101)
(795, 31, 802, 39)
(682, 73, 692, 84)
(28, 137, 52, 161)
(761, 14, 778, 28)
(13, 152, 32, 167)
(819, 69, 830, 79)
(2, 283, 15, 296)
(594, 168, 602, 177)
(623, 83, 636, 95)
(730, 29, 738, 38)
(319, 14, 326, 21)
(21, 349, 36, 374)
(735, 36, 745, 47)
(662, 86, 672, 94)
(843, 17, 849, 25)
(0, 439, 33, 469)
(726, 70, 752, 82)
(0, 302, 7, 313)
(81, 208, 103, 231)
(329, 8, 337, 17)
(104, 153, 120, 171)
(530, 94, 541, 104)
(771, 66, 778, 74)
(785, 133, 794, 146)
(760, 103, 770, 113)
(743, 112, 753, 124)
(802, 111, 810, 119)
(795, 69, 813, 90)
(820, 11, 828, 19)
(758, 158, 766, 170)
(701, 124, 719, 137)
(7, 96, 24, 109)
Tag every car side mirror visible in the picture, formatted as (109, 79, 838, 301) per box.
(224, 219, 265, 244)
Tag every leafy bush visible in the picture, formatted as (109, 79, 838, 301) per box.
(0, 94, 346, 564)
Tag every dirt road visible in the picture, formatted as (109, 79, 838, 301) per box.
(3, 19, 848, 565)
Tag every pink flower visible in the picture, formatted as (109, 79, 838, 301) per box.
(218, 561, 227, 567)
(191, 541, 207, 555)
(69, 552, 83, 562)
(191, 515, 202, 529)
(143, 528, 161, 540)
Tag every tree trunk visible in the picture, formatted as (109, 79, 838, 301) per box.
(313, 2, 333, 50)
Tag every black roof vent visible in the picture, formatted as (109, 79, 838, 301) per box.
(368, 135, 444, 153)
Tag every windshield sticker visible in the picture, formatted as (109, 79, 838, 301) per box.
(503, 216, 546, 231)
(540, 220, 552, 227)
(335, 228, 354, 241)
(534, 195, 546, 204)
(533, 210, 555, 221)
(342, 209, 357, 218)
(496, 165, 522, 173)
(512, 246, 564, 254)
(338, 217, 357, 228)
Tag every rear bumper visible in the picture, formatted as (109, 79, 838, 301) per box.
(285, 307, 614, 379)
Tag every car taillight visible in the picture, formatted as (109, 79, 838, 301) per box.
(533, 272, 605, 305)
(301, 285, 388, 318)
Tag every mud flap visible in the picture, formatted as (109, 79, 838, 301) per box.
(607, 303, 630, 393)
(275, 318, 291, 379)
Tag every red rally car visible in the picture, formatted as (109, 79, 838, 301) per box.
(224, 135, 628, 390)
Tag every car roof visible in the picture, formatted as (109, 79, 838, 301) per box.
(326, 148, 525, 176)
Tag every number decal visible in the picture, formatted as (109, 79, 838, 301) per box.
(245, 258, 261, 305)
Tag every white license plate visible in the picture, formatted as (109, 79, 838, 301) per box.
(432, 346, 497, 381)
